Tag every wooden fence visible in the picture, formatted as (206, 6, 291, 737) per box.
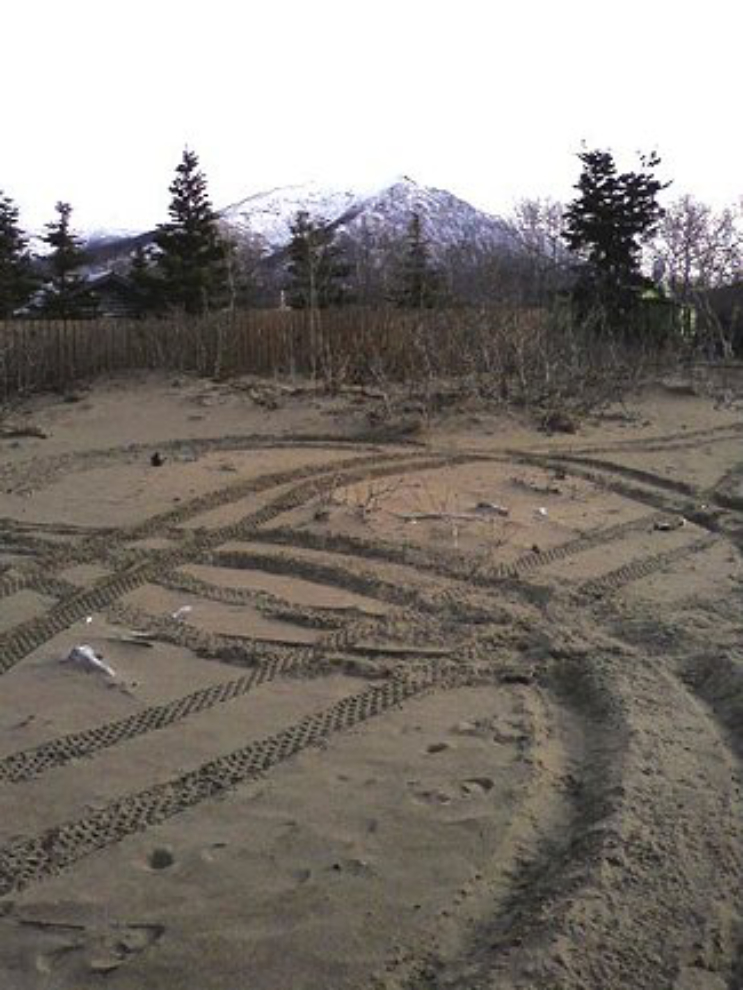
(0, 307, 548, 402)
(1, 306, 691, 408)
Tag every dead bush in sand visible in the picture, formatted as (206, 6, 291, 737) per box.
(341, 305, 680, 428)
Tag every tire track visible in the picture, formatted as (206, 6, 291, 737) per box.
(0, 667, 460, 897)
(679, 651, 743, 990)
(531, 420, 743, 457)
(527, 448, 743, 518)
(382, 641, 743, 989)
(535, 452, 698, 496)
(711, 461, 743, 513)
(0, 546, 493, 790)
(0, 448, 428, 601)
(0, 654, 294, 786)
(0, 431, 414, 493)
(575, 534, 718, 600)
(205, 549, 444, 613)
(252, 510, 667, 586)
(104, 600, 379, 669)
(0, 453, 464, 675)
(516, 451, 714, 525)
(156, 571, 352, 629)
(0, 586, 393, 789)
(374, 654, 628, 990)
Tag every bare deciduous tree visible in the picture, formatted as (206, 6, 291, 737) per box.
(503, 197, 570, 304)
(650, 195, 743, 356)
(650, 195, 743, 300)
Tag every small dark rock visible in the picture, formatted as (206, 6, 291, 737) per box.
(541, 410, 577, 434)
(500, 670, 535, 685)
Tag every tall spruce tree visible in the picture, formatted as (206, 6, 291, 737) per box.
(562, 149, 669, 322)
(154, 148, 228, 314)
(0, 191, 35, 317)
(391, 212, 444, 308)
(127, 246, 165, 317)
(285, 211, 351, 309)
(39, 202, 97, 319)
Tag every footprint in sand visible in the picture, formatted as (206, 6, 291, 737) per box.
(328, 857, 374, 877)
(450, 720, 485, 737)
(147, 847, 175, 870)
(460, 777, 495, 796)
(426, 742, 452, 754)
(200, 841, 228, 864)
(89, 923, 165, 974)
(31, 920, 164, 978)
(410, 787, 453, 806)
(35, 941, 84, 976)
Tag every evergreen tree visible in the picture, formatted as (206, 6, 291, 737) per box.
(562, 149, 669, 322)
(154, 148, 228, 314)
(0, 191, 35, 317)
(127, 245, 165, 317)
(390, 212, 444, 308)
(285, 211, 352, 309)
(39, 202, 97, 319)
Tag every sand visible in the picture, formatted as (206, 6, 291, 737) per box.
(0, 371, 742, 989)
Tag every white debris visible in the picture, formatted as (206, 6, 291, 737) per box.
(536, 507, 549, 519)
(172, 606, 193, 621)
(61, 645, 116, 678)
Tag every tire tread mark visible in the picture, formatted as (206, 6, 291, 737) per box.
(530, 421, 743, 457)
(0, 433, 418, 494)
(0, 669, 456, 896)
(205, 549, 436, 612)
(538, 453, 697, 496)
(710, 461, 743, 513)
(515, 453, 704, 520)
(0, 450, 430, 601)
(576, 534, 717, 600)
(0, 584, 394, 786)
(156, 571, 348, 629)
(0, 657, 290, 786)
(0, 454, 464, 675)
(252, 511, 666, 585)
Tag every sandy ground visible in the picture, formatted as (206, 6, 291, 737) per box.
(0, 371, 742, 989)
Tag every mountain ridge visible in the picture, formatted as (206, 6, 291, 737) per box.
(217, 175, 512, 257)
(77, 176, 512, 262)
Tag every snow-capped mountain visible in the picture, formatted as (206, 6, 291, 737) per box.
(82, 227, 142, 248)
(335, 177, 511, 253)
(219, 182, 361, 250)
(219, 176, 511, 257)
(77, 176, 515, 283)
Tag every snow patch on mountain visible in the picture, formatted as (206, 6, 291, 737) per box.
(219, 182, 361, 250)
(82, 227, 142, 247)
(339, 177, 511, 252)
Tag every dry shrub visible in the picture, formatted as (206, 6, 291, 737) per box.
(0, 306, 678, 421)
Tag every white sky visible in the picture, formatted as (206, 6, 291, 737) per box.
(2, 0, 742, 233)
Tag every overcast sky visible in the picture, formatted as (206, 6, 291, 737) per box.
(2, 0, 741, 234)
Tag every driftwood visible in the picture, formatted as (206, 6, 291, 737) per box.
(397, 502, 510, 523)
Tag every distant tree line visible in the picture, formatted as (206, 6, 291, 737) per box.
(1, 147, 742, 350)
